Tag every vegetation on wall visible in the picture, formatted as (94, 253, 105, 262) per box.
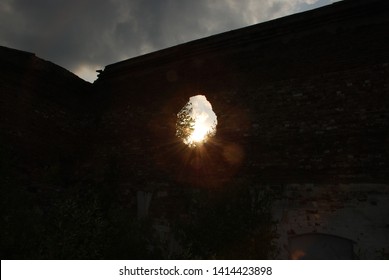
(0, 144, 277, 259)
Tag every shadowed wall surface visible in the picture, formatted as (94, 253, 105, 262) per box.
(1, 0, 388, 259)
(93, 0, 389, 185)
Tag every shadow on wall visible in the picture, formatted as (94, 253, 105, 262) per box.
(288, 233, 355, 259)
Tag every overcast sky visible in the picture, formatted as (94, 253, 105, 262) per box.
(0, 0, 341, 82)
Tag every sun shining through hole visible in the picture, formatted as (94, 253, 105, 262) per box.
(176, 95, 217, 148)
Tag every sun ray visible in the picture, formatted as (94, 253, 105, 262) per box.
(176, 95, 217, 147)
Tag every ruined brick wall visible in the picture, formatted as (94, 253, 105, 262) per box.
(0, 46, 91, 186)
(94, 0, 389, 185)
(1, 0, 388, 259)
(91, 0, 389, 258)
(273, 183, 389, 259)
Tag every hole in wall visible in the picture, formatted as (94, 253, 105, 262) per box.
(176, 95, 217, 148)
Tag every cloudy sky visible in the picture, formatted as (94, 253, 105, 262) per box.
(0, 0, 341, 82)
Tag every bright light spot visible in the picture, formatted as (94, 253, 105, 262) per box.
(176, 95, 217, 147)
(74, 64, 100, 83)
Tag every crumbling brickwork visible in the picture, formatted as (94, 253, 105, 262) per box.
(1, 0, 388, 259)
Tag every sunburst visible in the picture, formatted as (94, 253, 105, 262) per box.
(176, 95, 217, 148)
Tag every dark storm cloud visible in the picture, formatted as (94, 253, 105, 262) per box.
(1, 0, 121, 68)
(0, 0, 338, 81)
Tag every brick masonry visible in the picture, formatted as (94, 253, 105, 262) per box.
(1, 0, 388, 258)
(272, 183, 389, 259)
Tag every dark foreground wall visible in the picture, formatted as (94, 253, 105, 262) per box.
(91, 0, 389, 258)
(0, 46, 91, 185)
(1, 0, 388, 259)
(95, 0, 389, 185)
